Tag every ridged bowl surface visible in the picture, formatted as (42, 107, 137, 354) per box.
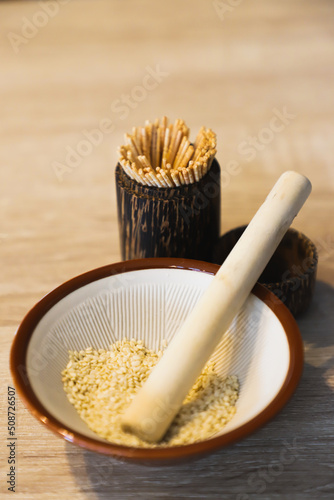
(10, 259, 303, 461)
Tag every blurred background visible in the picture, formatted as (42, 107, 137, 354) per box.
(1, 0, 333, 283)
(1, 1, 334, 498)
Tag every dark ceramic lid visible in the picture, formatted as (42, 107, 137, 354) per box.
(211, 226, 318, 317)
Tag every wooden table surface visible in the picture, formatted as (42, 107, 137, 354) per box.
(1, 0, 334, 498)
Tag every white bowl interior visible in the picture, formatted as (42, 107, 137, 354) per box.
(26, 268, 290, 444)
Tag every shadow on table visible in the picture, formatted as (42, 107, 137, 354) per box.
(66, 281, 334, 500)
(297, 280, 334, 345)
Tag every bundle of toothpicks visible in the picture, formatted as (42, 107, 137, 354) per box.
(118, 117, 217, 187)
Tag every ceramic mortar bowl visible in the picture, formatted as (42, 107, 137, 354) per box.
(10, 258, 303, 462)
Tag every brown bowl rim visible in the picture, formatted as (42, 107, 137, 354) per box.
(10, 258, 304, 461)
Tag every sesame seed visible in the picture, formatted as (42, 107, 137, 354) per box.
(62, 339, 239, 447)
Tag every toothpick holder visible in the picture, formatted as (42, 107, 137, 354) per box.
(115, 158, 221, 260)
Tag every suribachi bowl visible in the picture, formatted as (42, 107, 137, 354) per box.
(10, 258, 303, 462)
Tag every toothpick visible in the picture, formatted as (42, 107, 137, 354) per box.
(119, 119, 217, 187)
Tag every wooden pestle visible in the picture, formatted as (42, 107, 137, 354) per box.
(121, 171, 312, 443)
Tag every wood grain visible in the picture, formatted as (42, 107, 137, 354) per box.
(115, 160, 220, 261)
(1, 0, 334, 498)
